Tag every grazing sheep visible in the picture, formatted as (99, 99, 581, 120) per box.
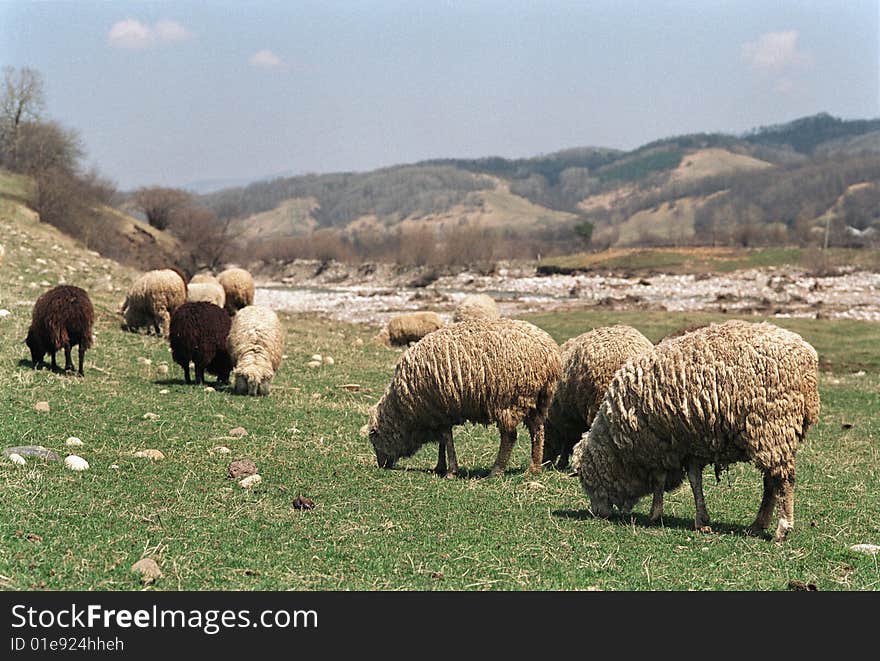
(378, 311, 444, 346)
(190, 272, 219, 285)
(25, 285, 94, 376)
(186, 281, 226, 309)
(217, 267, 255, 315)
(169, 302, 233, 385)
(368, 318, 562, 478)
(121, 268, 187, 336)
(227, 305, 284, 396)
(571, 320, 819, 542)
(543, 325, 653, 469)
(452, 294, 500, 323)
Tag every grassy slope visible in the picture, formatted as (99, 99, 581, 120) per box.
(1, 203, 878, 590)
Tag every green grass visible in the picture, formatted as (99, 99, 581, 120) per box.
(1, 298, 878, 591)
(539, 246, 880, 275)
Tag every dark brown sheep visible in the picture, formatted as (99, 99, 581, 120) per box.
(25, 285, 94, 376)
(169, 301, 233, 385)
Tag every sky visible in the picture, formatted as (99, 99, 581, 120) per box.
(1, 0, 878, 191)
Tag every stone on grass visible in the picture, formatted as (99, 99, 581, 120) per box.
(292, 495, 315, 510)
(210, 446, 231, 455)
(131, 558, 162, 584)
(228, 459, 257, 479)
(156, 364, 169, 375)
(133, 449, 165, 460)
(310, 354, 322, 362)
(238, 474, 262, 488)
(306, 360, 321, 369)
(65, 437, 83, 447)
(33, 401, 50, 413)
(229, 427, 247, 438)
(9, 453, 26, 465)
(64, 455, 89, 471)
(143, 412, 159, 420)
(850, 544, 880, 555)
(323, 356, 334, 365)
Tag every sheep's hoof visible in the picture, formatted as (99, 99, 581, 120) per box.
(444, 471, 457, 480)
(697, 525, 713, 534)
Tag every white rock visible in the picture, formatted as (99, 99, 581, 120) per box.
(64, 455, 89, 471)
(109, 464, 120, 470)
(156, 364, 169, 375)
(204, 386, 215, 393)
(0, 309, 10, 318)
(239, 474, 262, 488)
(210, 446, 231, 455)
(159, 389, 169, 395)
(323, 356, 335, 365)
(306, 360, 321, 369)
(65, 437, 84, 447)
(9, 453, 26, 465)
(143, 412, 159, 420)
(137, 357, 152, 366)
(310, 354, 322, 362)
(850, 544, 880, 555)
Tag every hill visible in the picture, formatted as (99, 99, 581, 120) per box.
(198, 113, 880, 263)
(0, 169, 183, 272)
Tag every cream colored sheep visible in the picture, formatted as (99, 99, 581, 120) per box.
(571, 320, 819, 542)
(218, 267, 255, 315)
(190, 272, 219, 285)
(227, 305, 284, 396)
(121, 268, 187, 336)
(377, 311, 444, 346)
(452, 294, 500, 323)
(543, 325, 653, 469)
(369, 318, 562, 477)
(186, 281, 226, 309)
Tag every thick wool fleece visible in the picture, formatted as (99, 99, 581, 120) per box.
(543, 325, 653, 468)
(382, 311, 444, 346)
(218, 267, 255, 315)
(26, 284, 94, 375)
(122, 269, 187, 336)
(572, 320, 819, 541)
(452, 294, 500, 324)
(169, 301, 233, 385)
(227, 305, 284, 396)
(369, 317, 562, 477)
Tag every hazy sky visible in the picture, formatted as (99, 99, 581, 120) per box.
(1, 1, 878, 190)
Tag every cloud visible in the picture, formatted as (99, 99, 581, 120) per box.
(108, 19, 192, 49)
(741, 30, 810, 70)
(249, 49, 285, 69)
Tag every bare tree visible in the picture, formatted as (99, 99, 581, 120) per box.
(0, 66, 46, 169)
(169, 205, 238, 270)
(131, 186, 193, 230)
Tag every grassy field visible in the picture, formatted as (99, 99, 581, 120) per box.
(2, 186, 878, 591)
(1, 290, 878, 590)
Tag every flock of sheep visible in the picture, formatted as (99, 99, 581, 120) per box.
(23, 272, 820, 543)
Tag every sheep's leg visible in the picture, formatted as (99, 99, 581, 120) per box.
(195, 360, 205, 385)
(773, 473, 795, 542)
(50, 351, 58, 371)
(526, 416, 545, 474)
(183, 363, 192, 384)
(63, 344, 73, 371)
(434, 440, 447, 476)
(687, 459, 711, 531)
(748, 472, 777, 536)
(489, 424, 517, 478)
(649, 472, 666, 523)
(77, 344, 85, 376)
(443, 428, 459, 478)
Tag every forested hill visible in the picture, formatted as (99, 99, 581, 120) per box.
(199, 113, 880, 260)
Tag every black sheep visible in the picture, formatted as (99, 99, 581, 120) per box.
(169, 301, 233, 385)
(25, 285, 95, 376)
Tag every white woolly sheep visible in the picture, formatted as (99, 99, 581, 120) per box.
(543, 325, 653, 469)
(190, 272, 219, 285)
(452, 293, 500, 323)
(377, 311, 444, 346)
(217, 267, 255, 315)
(368, 318, 562, 477)
(227, 305, 284, 396)
(186, 281, 226, 309)
(121, 268, 187, 336)
(571, 320, 819, 542)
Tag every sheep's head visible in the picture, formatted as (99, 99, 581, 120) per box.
(232, 364, 273, 396)
(367, 405, 397, 469)
(24, 329, 45, 365)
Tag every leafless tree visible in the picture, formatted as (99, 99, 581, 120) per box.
(131, 186, 193, 230)
(0, 66, 46, 169)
